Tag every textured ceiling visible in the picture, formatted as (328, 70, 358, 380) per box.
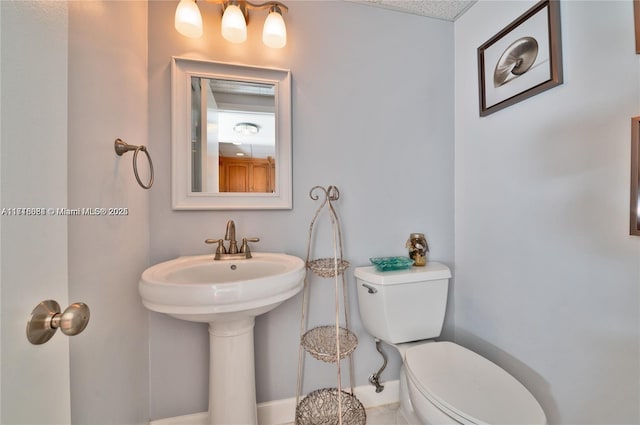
(351, 0, 476, 21)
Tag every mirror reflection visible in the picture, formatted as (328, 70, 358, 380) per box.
(172, 57, 291, 210)
(191, 77, 276, 193)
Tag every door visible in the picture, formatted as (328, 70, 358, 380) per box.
(1, 1, 72, 423)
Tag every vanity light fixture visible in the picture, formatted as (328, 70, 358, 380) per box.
(175, 0, 204, 38)
(174, 0, 288, 49)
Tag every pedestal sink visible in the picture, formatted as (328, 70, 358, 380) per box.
(139, 252, 305, 425)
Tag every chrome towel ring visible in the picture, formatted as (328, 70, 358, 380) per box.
(114, 138, 154, 189)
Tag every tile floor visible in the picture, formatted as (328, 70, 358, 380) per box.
(363, 403, 399, 424)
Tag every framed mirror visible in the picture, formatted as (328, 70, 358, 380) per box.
(171, 57, 292, 210)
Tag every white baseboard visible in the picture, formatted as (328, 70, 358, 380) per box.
(150, 380, 400, 425)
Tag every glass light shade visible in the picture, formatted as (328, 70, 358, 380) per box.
(221, 4, 247, 44)
(174, 0, 203, 38)
(262, 9, 287, 48)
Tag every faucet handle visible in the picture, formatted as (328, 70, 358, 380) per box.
(240, 237, 260, 257)
(205, 238, 227, 255)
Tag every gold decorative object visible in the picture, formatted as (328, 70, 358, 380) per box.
(406, 233, 429, 267)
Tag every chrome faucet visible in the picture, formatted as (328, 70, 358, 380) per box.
(205, 220, 260, 260)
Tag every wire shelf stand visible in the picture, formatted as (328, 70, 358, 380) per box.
(295, 185, 365, 425)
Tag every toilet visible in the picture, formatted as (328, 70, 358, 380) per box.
(354, 262, 546, 425)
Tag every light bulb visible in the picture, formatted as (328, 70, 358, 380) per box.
(221, 4, 247, 44)
(174, 0, 203, 38)
(262, 6, 286, 48)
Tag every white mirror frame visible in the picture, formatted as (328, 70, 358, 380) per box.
(171, 57, 292, 210)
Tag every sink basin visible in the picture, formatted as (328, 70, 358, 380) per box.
(139, 252, 305, 322)
(139, 251, 306, 425)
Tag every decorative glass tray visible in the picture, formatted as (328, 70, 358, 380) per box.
(369, 256, 414, 272)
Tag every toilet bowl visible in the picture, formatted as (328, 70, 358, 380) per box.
(402, 341, 545, 424)
(354, 263, 546, 425)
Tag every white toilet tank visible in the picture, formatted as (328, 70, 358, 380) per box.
(354, 262, 451, 344)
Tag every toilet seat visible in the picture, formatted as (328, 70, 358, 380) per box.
(404, 342, 546, 425)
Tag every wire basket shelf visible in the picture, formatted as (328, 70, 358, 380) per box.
(297, 186, 360, 425)
(307, 258, 350, 278)
(301, 326, 358, 363)
(295, 388, 366, 425)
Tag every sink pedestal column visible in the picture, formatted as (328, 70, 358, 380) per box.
(208, 318, 257, 425)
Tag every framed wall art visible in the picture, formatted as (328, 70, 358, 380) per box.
(631, 117, 640, 236)
(477, 0, 563, 116)
(635, 0, 640, 53)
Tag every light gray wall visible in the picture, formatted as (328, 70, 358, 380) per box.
(3, 1, 639, 424)
(454, 1, 640, 424)
(148, 0, 454, 419)
(68, 2, 149, 424)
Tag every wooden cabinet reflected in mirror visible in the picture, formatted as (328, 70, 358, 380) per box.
(631, 116, 640, 236)
(219, 156, 275, 193)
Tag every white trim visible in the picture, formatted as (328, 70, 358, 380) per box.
(171, 57, 292, 210)
(149, 380, 400, 425)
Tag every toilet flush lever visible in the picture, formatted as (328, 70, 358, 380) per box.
(362, 283, 377, 294)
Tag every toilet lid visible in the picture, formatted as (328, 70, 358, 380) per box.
(405, 342, 546, 425)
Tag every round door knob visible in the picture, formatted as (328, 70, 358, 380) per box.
(27, 300, 91, 345)
(56, 303, 90, 336)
